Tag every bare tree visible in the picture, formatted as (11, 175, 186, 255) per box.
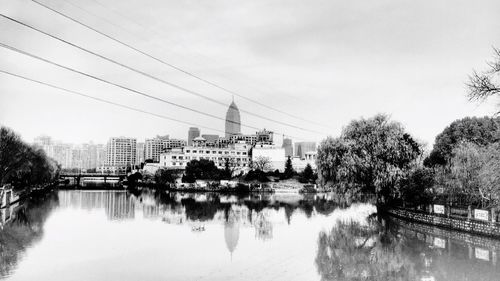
(252, 156, 271, 171)
(467, 47, 500, 114)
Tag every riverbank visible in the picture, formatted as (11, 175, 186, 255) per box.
(383, 206, 500, 238)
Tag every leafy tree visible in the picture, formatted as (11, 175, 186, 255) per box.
(127, 172, 143, 186)
(283, 156, 294, 179)
(425, 116, 500, 166)
(317, 114, 422, 203)
(0, 127, 59, 188)
(244, 169, 269, 182)
(154, 169, 177, 185)
(184, 159, 221, 182)
(467, 47, 500, 114)
(399, 166, 435, 206)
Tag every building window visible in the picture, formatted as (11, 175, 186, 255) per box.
(186, 150, 190, 153)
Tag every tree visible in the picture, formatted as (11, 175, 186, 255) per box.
(252, 156, 271, 171)
(154, 169, 177, 185)
(425, 116, 500, 166)
(0, 127, 59, 188)
(127, 172, 143, 186)
(316, 114, 422, 203)
(283, 156, 294, 179)
(184, 159, 221, 182)
(478, 143, 500, 206)
(467, 47, 500, 114)
(299, 164, 315, 183)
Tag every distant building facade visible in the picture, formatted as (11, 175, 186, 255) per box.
(292, 151, 317, 172)
(225, 101, 241, 138)
(160, 142, 251, 173)
(282, 138, 293, 157)
(188, 127, 200, 146)
(294, 141, 316, 159)
(105, 137, 137, 168)
(145, 136, 186, 162)
(136, 142, 145, 166)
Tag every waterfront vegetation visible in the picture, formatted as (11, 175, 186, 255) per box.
(0, 127, 60, 191)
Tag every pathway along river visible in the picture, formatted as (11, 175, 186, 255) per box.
(1, 190, 500, 281)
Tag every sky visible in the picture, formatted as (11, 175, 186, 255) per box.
(0, 0, 499, 149)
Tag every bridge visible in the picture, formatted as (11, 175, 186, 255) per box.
(59, 173, 127, 186)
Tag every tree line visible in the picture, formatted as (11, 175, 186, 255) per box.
(0, 127, 60, 190)
(316, 47, 500, 207)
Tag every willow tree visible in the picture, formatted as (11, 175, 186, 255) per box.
(317, 114, 422, 203)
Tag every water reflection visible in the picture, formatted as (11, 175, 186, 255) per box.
(0, 192, 59, 278)
(1, 190, 500, 280)
(315, 215, 500, 281)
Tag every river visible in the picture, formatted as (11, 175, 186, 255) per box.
(1, 190, 499, 281)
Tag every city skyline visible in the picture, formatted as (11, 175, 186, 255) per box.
(1, 0, 499, 147)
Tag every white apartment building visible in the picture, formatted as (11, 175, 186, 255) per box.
(159, 142, 252, 173)
(105, 137, 137, 168)
(145, 137, 186, 162)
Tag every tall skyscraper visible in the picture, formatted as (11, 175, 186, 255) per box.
(188, 127, 200, 146)
(282, 138, 293, 157)
(294, 142, 316, 159)
(105, 137, 137, 167)
(225, 100, 241, 138)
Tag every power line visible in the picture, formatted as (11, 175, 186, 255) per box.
(0, 14, 324, 135)
(0, 42, 307, 141)
(30, 0, 331, 130)
(0, 42, 254, 130)
(0, 69, 226, 134)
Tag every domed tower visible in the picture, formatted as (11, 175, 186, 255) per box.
(225, 99, 241, 138)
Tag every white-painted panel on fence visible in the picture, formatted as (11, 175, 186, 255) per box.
(433, 237, 446, 248)
(434, 204, 445, 214)
(475, 247, 490, 261)
(474, 209, 489, 221)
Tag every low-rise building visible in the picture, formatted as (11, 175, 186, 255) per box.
(160, 142, 252, 174)
(291, 151, 317, 172)
(251, 144, 286, 172)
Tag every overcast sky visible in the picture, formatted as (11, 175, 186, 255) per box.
(1, 0, 499, 148)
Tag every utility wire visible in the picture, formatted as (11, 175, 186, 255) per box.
(30, 0, 331, 130)
(0, 42, 307, 141)
(0, 42, 254, 130)
(0, 69, 226, 134)
(0, 14, 323, 135)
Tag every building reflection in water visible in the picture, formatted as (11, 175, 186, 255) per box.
(3, 190, 500, 281)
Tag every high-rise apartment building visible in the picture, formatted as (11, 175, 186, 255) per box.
(145, 136, 186, 162)
(188, 127, 200, 146)
(136, 142, 145, 166)
(105, 137, 137, 167)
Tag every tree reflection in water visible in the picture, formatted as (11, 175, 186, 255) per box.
(315, 216, 417, 281)
(0, 192, 59, 278)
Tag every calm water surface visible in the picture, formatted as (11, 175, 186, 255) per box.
(1, 190, 500, 281)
